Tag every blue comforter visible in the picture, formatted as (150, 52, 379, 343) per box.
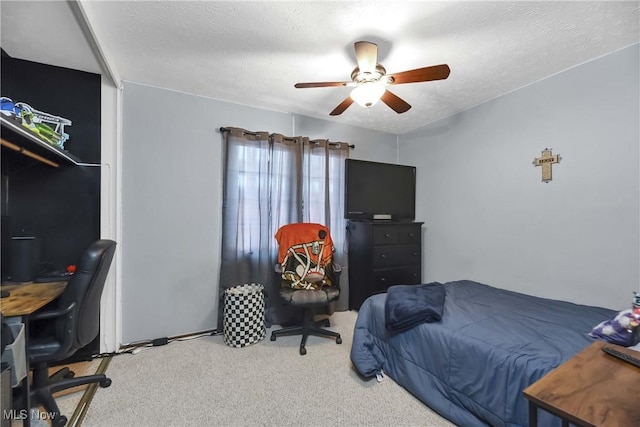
(350, 280, 615, 427)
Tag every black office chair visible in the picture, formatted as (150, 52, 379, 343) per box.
(26, 239, 116, 427)
(270, 223, 342, 355)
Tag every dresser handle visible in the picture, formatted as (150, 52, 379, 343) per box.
(412, 252, 418, 256)
(384, 233, 391, 238)
(380, 278, 386, 282)
(380, 254, 386, 258)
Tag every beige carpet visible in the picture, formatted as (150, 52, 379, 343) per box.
(80, 310, 455, 427)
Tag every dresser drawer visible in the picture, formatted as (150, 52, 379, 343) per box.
(372, 265, 422, 292)
(373, 224, 421, 245)
(373, 244, 421, 267)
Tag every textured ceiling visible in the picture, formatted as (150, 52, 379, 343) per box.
(1, 1, 638, 135)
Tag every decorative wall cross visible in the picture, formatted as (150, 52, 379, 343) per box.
(533, 148, 561, 183)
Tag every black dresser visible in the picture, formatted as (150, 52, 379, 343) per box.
(347, 221, 423, 310)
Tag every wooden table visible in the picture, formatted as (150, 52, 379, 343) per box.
(1, 281, 67, 427)
(523, 341, 640, 427)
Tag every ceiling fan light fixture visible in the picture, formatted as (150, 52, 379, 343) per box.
(350, 82, 385, 108)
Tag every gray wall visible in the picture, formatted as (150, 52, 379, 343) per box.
(121, 82, 397, 343)
(400, 44, 639, 310)
(293, 114, 399, 163)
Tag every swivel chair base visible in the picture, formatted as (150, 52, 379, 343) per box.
(270, 307, 342, 355)
(27, 363, 112, 427)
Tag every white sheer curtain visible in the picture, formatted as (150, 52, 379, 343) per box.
(303, 139, 348, 275)
(219, 128, 350, 327)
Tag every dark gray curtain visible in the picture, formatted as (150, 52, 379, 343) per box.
(218, 128, 350, 328)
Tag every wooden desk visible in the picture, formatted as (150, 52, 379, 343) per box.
(1, 282, 67, 316)
(524, 341, 640, 427)
(1, 281, 67, 427)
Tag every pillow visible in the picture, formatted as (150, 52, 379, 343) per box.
(590, 309, 639, 346)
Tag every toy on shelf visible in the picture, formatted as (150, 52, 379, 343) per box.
(0, 96, 72, 149)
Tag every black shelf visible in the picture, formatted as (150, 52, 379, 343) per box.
(0, 116, 81, 166)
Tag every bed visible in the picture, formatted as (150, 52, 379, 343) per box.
(350, 280, 615, 427)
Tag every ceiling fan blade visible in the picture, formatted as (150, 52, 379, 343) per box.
(354, 41, 378, 73)
(388, 64, 451, 85)
(329, 97, 354, 116)
(295, 81, 351, 88)
(380, 90, 411, 114)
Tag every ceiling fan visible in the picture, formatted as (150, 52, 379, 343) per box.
(294, 41, 450, 116)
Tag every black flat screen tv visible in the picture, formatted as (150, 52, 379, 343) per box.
(344, 159, 416, 221)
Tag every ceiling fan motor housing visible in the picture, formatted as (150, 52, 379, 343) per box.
(351, 64, 387, 83)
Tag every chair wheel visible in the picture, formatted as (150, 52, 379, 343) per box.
(300, 346, 307, 356)
(52, 415, 67, 427)
(100, 378, 112, 388)
(270, 333, 276, 341)
(336, 337, 342, 345)
(64, 371, 75, 379)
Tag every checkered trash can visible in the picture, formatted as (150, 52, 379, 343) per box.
(223, 283, 266, 347)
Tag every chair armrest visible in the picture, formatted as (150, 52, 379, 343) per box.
(29, 302, 76, 321)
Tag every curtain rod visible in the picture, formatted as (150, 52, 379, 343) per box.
(219, 127, 261, 137)
(313, 140, 355, 149)
(219, 127, 355, 149)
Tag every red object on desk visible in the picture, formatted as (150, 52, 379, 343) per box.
(66, 264, 76, 274)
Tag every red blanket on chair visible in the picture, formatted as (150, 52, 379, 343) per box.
(275, 223, 334, 266)
(275, 223, 336, 290)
